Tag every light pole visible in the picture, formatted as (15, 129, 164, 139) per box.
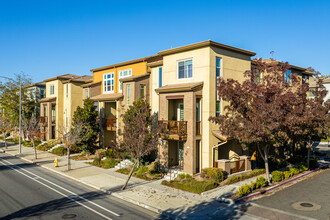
(0, 76, 22, 154)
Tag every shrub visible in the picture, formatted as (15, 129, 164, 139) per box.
(225, 169, 265, 185)
(271, 171, 285, 182)
(102, 158, 118, 169)
(92, 158, 101, 167)
(255, 176, 267, 188)
(95, 149, 106, 159)
(36, 144, 52, 151)
(201, 168, 224, 183)
(104, 149, 115, 158)
(52, 147, 67, 156)
(284, 170, 294, 179)
(47, 139, 61, 147)
(250, 169, 266, 176)
(309, 158, 319, 169)
(237, 184, 252, 197)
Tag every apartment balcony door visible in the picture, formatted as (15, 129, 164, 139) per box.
(177, 103, 184, 121)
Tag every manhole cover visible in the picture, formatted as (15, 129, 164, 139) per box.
(300, 202, 313, 207)
(62, 214, 77, 219)
(292, 201, 321, 211)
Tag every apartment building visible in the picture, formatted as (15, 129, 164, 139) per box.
(89, 55, 161, 147)
(26, 81, 46, 116)
(38, 74, 92, 140)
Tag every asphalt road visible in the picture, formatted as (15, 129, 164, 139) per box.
(249, 169, 330, 220)
(0, 152, 161, 220)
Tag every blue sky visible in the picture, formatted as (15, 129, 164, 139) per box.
(0, 0, 329, 83)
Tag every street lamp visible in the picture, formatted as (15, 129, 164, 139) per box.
(0, 76, 22, 154)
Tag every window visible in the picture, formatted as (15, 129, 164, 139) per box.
(178, 59, 193, 79)
(251, 66, 262, 83)
(302, 75, 308, 84)
(127, 85, 131, 105)
(118, 69, 132, 92)
(86, 89, 89, 98)
(65, 84, 68, 98)
(285, 70, 291, 83)
(103, 72, 114, 93)
(216, 101, 221, 117)
(40, 89, 45, 98)
(52, 106, 55, 123)
(50, 85, 54, 95)
(140, 85, 146, 100)
(158, 67, 163, 88)
(216, 57, 221, 78)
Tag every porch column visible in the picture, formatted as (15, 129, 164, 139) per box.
(183, 92, 195, 174)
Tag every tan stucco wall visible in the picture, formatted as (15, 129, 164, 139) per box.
(154, 46, 252, 173)
(150, 66, 162, 115)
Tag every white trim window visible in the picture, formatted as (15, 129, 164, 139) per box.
(178, 59, 193, 79)
(103, 72, 114, 94)
(118, 69, 132, 92)
(50, 85, 54, 95)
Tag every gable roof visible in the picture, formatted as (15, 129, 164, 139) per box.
(43, 74, 80, 82)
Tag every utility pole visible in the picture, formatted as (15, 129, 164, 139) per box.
(19, 78, 22, 154)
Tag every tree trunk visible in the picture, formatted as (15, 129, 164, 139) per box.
(32, 138, 37, 159)
(264, 152, 270, 183)
(257, 144, 271, 184)
(307, 141, 311, 170)
(4, 133, 7, 149)
(121, 161, 137, 191)
(67, 143, 71, 171)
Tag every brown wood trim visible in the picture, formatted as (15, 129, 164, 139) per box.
(196, 95, 203, 99)
(166, 95, 184, 99)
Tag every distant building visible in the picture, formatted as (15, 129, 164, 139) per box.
(26, 81, 46, 116)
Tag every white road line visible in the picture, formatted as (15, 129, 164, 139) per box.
(0, 159, 115, 220)
(0, 157, 120, 217)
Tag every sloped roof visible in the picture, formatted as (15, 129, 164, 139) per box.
(90, 93, 123, 101)
(39, 97, 56, 103)
(120, 73, 150, 82)
(63, 75, 93, 83)
(43, 74, 80, 82)
(155, 82, 203, 94)
(81, 81, 102, 88)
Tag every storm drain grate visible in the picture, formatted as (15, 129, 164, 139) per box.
(62, 214, 77, 219)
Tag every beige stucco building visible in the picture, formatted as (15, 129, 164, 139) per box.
(39, 74, 92, 140)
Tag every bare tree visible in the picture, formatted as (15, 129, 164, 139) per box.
(116, 99, 159, 190)
(58, 121, 85, 171)
(0, 116, 15, 149)
(22, 114, 41, 159)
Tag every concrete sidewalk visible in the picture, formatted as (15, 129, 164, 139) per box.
(0, 142, 259, 219)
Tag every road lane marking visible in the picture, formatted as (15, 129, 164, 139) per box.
(0, 157, 120, 217)
(0, 159, 116, 219)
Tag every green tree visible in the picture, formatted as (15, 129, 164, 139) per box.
(0, 74, 36, 127)
(116, 99, 158, 190)
(72, 98, 100, 153)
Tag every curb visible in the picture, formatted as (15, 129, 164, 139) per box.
(234, 163, 330, 203)
(3, 149, 173, 218)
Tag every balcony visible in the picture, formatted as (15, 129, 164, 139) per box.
(158, 120, 187, 140)
(105, 118, 117, 131)
(38, 116, 48, 126)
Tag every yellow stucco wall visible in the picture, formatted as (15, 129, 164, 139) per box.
(93, 61, 148, 94)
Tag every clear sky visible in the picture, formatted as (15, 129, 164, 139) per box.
(0, 0, 329, 83)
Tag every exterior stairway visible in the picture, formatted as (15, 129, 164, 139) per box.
(163, 168, 185, 181)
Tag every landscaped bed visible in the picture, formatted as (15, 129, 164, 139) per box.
(88, 158, 120, 169)
(161, 168, 224, 194)
(116, 162, 163, 180)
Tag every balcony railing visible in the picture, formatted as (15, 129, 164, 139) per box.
(38, 116, 48, 126)
(158, 120, 187, 138)
(196, 121, 201, 135)
(105, 118, 117, 131)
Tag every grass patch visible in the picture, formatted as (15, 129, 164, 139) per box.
(162, 175, 218, 194)
(89, 158, 119, 169)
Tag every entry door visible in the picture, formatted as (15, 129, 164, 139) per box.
(177, 103, 184, 121)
